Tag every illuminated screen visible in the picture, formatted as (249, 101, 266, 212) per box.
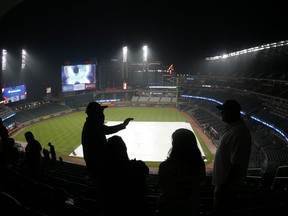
(61, 64, 96, 92)
(46, 87, 51, 94)
(2, 84, 27, 104)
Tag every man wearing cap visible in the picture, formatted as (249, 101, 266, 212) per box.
(81, 101, 134, 188)
(212, 99, 252, 215)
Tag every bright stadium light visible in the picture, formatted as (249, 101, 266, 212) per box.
(123, 46, 127, 63)
(143, 45, 148, 62)
(21, 49, 26, 69)
(2, 49, 7, 71)
(123, 46, 128, 62)
(206, 40, 288, 61)
(122, 46, 129, 80)
(122, 46, 128, 79)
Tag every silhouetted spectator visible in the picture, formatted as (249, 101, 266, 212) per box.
(212, 99, 252, 215)
(48, 142, 56, 161)
(0, 117, 9, 170)
(81, 101, 133, 187)
(4, 137, 20, 169)
(24, 131, 43, 172)
(42, 148, 50, 163)
(157, 128, 206, 216)
(102, 135, 149, 216)
(0, 117, 8, 145)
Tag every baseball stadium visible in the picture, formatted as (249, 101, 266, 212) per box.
(1, 40, 288, 215)
(1, 1, 288, 216)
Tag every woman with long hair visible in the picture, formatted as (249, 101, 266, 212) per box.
(158, 128, 206, 216)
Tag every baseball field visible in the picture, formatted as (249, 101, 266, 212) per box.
(12, 107, 213, 167)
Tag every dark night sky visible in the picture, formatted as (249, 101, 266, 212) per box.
(0, 0, 287, 98)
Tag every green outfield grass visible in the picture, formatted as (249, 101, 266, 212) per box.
(12, 107, 213, 166)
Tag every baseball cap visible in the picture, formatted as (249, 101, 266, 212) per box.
(85, 102, 108, 115)
(216, 99, 241, 112)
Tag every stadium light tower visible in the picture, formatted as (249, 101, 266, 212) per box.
(143, 45, 148, 62)
(122, 46, 128, 83)
(143, 45, 148, 85)
(21, 49, 26, 69)
(123, 46, 127, 63)
(2, 49, 7, 71)
(1, 49, 7, 88)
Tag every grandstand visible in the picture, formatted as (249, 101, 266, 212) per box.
(1, 40, 288, 215)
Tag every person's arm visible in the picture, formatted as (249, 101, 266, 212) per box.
(103, 118, 134, 135)
(123, 118, 134, 126)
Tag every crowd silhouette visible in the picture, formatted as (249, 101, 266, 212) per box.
(3, 100, 287, 216)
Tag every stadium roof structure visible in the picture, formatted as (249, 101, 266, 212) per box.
(206, 40, 288, 61)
